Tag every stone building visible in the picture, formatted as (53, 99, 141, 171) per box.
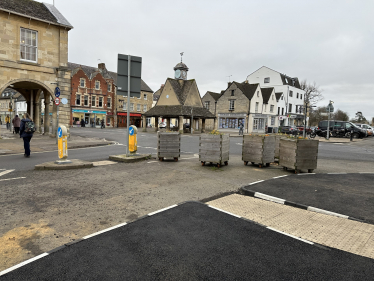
(68, 63, 115, 127)
(144, 60, 215, 132)
(0, 0, 73, 135)
(201, 91, 222, 130)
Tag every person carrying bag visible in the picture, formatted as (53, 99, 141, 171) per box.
(19, 113, 36, 158)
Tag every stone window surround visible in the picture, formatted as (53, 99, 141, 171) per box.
(76, 94, 81, 106)
(84, 95, 89, 106)
(229, 100, 235, 111)
(92, 95, 96, 107)
(80, 78, 86, 88)
(98, 96, 103, 107)
(143, 104, 147, 112)
(205, 101, 210, 110)
(137, 104, 141, 111)
(20, 27, 38, 63)
(107, 97, 111, 108)
(108, 83, 112, 92)
(95, 80, 100, 90)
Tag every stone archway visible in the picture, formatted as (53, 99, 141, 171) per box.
(0, 79, 55, 135)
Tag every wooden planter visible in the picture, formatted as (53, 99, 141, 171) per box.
(275, 135, 287, 160)
(279, 138, 319, 173)
(199, 134, 229, 167)
(242, 135, 276, 167)
(157, 132, 180, 161)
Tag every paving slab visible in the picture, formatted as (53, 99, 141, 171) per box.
(1, 202, 374, 280)
(34, 159, 93, 170)
(208, 194, 374, 260)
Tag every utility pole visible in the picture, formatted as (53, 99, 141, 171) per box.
(126, 55, 131, 157)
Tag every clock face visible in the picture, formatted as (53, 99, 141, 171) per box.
(181, 70, 187, 79)
(175, 69, 181, 79)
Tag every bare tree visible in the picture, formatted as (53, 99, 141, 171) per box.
(300, 80, 323, 105)
(333, 109, 349, 121)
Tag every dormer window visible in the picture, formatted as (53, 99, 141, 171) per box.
(95, 81, 100, 90)
(264, 77, 270, 83)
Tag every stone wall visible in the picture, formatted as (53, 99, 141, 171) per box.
(201, 93, 217, 130)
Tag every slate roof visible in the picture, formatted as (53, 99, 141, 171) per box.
(275, 92, 283, 101)
(143, 105, 215, 118)
(67, 62, 153, 93)
(231, 82, 259, 100)
(0, 0, 73, 28)
(174, 62, 189, 70)
(206, 91, 221, 101)
(261, 87, 274, 104)
(280, 74, 301, 89)
(167, 78, 195, 105)
(153, 86, 163, 101)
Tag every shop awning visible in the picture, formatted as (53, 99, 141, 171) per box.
(117, 113, 142, 117)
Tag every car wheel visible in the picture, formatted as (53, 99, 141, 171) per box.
(352, 133, 359, 139)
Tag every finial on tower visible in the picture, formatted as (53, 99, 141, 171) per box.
(180, 52, 184, 62)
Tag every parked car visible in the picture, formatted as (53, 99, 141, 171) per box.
(159, 122, 166, 129)
(317, 120, 366, 138)
(183, 123, 190, 129)
(355, 124, 373, 136)
(280, 126, 299, 135)
(297, 126, 312, 134)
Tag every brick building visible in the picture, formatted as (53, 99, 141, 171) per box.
(68, 63, 115, 127)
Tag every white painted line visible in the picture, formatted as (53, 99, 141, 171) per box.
(297, 173, 315, 175)
(208, 205, 242, 218)
(307, 206, 349, 219)
(0, 169, 14, 177)
(359, 172, 374, 174)
(0, 252, 49, 276)
(327, 173, 347, 174)
(272, 175, 288, 179)
(254, 192, 285, 204)
(0, 177, 26, 182)
(267, 227, 314, 245)
(147, 161, 159, 164)
(148, 205, 178, 216)
(180, 157, 198, 160)
(83, 222, 128, 239)
(248, 180, 264, 185)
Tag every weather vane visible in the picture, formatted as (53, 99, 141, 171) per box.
(180, 52, 184, 62)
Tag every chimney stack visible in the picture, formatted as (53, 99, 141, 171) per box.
(98, 63, 106, 70)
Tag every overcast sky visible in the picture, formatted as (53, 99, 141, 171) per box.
(41, 0, 373, 120)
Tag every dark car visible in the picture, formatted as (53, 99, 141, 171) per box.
(183, 123, 190, 129)
(297, 126, 312, 134)
(317, 120, 366, 138)
(280, 126, 299, 135)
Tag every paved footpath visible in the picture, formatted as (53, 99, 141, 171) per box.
(208, 194, 374, 260)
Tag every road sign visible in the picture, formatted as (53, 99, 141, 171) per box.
(61, 98, 68, 105)
(129, 126, 135, 136)
(57, 125, 68, 160)
(327, 103, 334, 113)
(57, 127, 62, 138)
(55, 87, 60, 98)
(117, 54, 142, 98)
(55, 97, 60, 106)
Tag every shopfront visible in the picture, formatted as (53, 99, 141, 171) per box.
(117, 112, 142, 128)
(218, 113, 246, 129)
(72, 109, 107, 126)
(249, 113, 267, 133)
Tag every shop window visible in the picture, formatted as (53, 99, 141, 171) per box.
(99, 97, 103, 107)
(144, 94, 147, 100)
(205, 101, 210, 110)
(143, 104, 147, 112)
(76, 94, 81, 106)
(270, 105, 274, 112)
(107, 97, 111, 108)
(92, 96, 96, 107)
(255, 102, 259, 113)
(137, 104, 141, 111)
(264, 77, 270, 83)
(229, 100, 235, 111)
(130, 103, 134, 111)
(80, 78, 85, 88)
(108, 83, 112, 92)
(84, 95, 88, 106)
(289, 103, 292, 113)
(95, 81, 100, 90)
(20, 28, 38, 62)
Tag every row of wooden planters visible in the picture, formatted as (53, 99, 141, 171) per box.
(157, 132, 319, 173)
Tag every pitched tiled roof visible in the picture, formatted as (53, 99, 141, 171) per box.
(0, 0, 72, 28)
(67, 62, 153, 93)
(261, 87, 274, 103)
(280, 74, 301, 89)
(144, 105, 215, 118)
(232, 82, 259, 100)
(206, 91, 221, 101)
(167, 78, 195, 105)
(275, 92, 283, 101)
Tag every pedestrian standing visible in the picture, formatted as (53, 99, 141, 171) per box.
(101, 119, 105, 129)
(20, 113, 35, 158)
(5, 114, 10, 130)
(12, 114, 21, 134)
(239, 122, 244, 135)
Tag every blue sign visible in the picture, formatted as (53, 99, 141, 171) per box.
(129, 127, 134, 136)
(57, 127, 62, 138)
(55, 87, 60, 98)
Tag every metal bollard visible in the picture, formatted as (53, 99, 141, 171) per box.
(350, 130, 353, 142)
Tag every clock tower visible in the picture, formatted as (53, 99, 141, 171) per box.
(174, 52, 189, 80)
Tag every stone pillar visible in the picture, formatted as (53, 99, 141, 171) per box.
(214, 117, 218, 130)
(179, 116, 183, 132)
(155, 117, 159, 132)
(202, 119, 206, 133)
(166, 118, 170, 130)
(52, 102, 57, 137)
(30, 90, 34, 120)
(142, 115, 147, 131)
(198, 118, 202, 132)
(44, 99, 50, 135)
(35, 101, 40, 133)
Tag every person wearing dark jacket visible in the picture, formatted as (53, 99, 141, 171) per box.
(12, 115, 21, 134)
(20, 113, 34, 158)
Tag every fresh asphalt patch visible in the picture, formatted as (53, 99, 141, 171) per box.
(241, 173, 374, 224)
(2, 202, 373, 280)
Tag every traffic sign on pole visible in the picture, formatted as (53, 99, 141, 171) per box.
(55, 87, 60, 98)
(55, 97, 60, 106)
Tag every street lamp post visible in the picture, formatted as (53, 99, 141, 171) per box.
(326, 100, 334, 140)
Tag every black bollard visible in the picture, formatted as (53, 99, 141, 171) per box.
(350, 130, 353, 141)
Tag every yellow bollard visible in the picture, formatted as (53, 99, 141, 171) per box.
(56, 125, 70, 163)
(129, 125, 137, 153)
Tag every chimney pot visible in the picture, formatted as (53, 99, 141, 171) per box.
(98, 63, 106, 70)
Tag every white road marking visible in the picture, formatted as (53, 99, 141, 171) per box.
(307, 206, 349, 219)
(83, 222, 128, 239)
(0, 253, 49, 276)
(0, 177, 26, 182)
(208, 206, 242, 218)
(147, 161, 159, 163)
(272, 175, 288, 179)
(267, 227, 314, 245)
(148, 205, 178, 216)
(248, 180, 264, 185)
(0, 169, 14, 177)
(255, 192, 285, 204)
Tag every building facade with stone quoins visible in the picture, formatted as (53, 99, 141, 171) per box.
(216, 81, 278, 134)
(68, 63, 115, 127)
(201, 91, 222, 130)
(0, 0, 73, 135)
